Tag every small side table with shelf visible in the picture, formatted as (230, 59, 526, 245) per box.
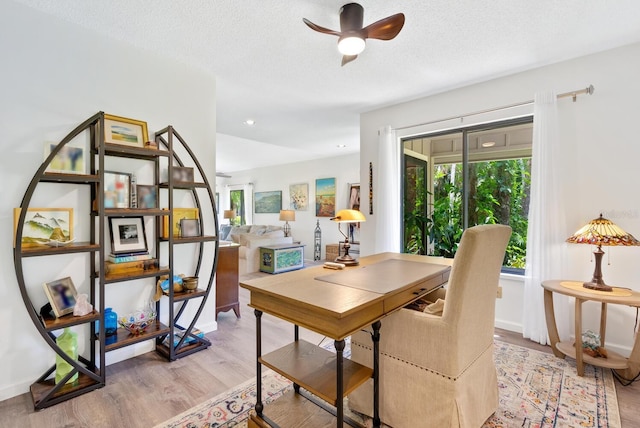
(542, 279, 640, 378)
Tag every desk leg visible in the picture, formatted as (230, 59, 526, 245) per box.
(334, 339, 345, 427)
(293, 325, 300, 394)
(599, 302, 607, 346)
(372, 321, 381, 428)
(254, 309, 264, 416)
(543, 289, 564, 358)
(574, 299, 585, 377)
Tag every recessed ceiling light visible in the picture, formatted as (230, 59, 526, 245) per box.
(336, 144, 347, 148)
(244, 119, 255, 126)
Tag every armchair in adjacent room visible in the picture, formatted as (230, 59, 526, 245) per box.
(348, 224, 512, 428)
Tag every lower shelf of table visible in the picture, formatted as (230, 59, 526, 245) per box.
(30, 369, 103, 410)
(259, 339, 372, 406)
(556, 341, 629, 369)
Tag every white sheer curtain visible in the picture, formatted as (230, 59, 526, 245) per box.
(374, 126, 401, 253)
(243, 183, 254, 225)
(522, 91, 569, 345)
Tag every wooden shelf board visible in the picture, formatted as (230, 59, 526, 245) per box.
(41, 173, 100, 184)
(104, 321, 170, 352)
(103, 143, 170, 158)
(556, 341, 629, 369)
(19, 242, 99, 257)
(259, 339, 372, 405)
(159, 182, 208, 189)
(42, 310, 100, 331)
(155, 338, 211, 360)
(167, 288, 207, 301)
(171, 235, 217, 244)
(30, 369, 103, 410)
(104, 267, 170, 284)
(103, 208, 166, 217)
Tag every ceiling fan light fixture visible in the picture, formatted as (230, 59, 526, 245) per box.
(338, 36, 365, 55)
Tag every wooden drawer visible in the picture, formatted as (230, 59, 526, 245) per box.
(384, 270, 450, 313)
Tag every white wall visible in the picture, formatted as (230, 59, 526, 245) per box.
(359, 42, 640, 356)
(217, 153, 360, 259)
(0, 2, 216, 401)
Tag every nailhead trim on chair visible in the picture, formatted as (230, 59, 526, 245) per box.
(352, 340, 493, 382)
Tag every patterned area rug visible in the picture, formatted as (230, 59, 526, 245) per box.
(155, 341, 620, 428)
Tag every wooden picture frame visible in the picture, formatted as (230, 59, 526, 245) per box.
(136, 184, 157, 209)
(315, 177, 336, 217)
(180, 218, 201, 237)
(103, 114, 148, 148)
(254, 191, 282, 213)
(13, 207, 74, 248)
(104, 171, 131, 209)
(108, 216, 148, 255)
(171, 208, 200, 237)
(44, 141, 86, 175)
(172, 166, 194, 183)
(43, 277, 78, 318)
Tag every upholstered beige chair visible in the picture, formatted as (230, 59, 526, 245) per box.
(348, 224, 512, 428)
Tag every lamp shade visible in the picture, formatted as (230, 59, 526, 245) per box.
(223, 209, 235, 219)
(331, 209, 366, 223)
(566, 214, 640, 247)
(279, 210, 295, 222)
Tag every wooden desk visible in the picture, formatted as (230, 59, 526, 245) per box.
(542, 279, 640, 378)
(241, 252, 452, 427)
(216, 243, 240, 320)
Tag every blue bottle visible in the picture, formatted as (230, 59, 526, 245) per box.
(105, 308, 118, 336)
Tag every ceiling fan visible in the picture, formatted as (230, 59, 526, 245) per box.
(303, 3, 405, 66)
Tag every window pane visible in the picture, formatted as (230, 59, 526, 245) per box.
(230, 190, 245, 225)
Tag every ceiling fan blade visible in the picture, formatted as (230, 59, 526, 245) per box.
(303, 18, 341, 37)
(364, 13, 405, 40)
(341, 54, 358, 66)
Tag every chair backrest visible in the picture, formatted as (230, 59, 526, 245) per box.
(440, 224, 512, 354)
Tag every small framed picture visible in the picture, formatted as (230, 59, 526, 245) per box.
(44, 141, 86, 175)
(172, 166, 194, 183)
(13, 207, 73, 248)
(136, 185, 157, 209)
(170, 208, 199, 237)
(180, 218, 201, 237)
(108, 216, 148, 254)
(104, 171, 131, 209)
(43, 277, 78, 318)
(103, 114, 148, 148)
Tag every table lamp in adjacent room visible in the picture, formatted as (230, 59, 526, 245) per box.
(566, 213, 640, 291)
(330, 209, 366, 266)
(223, 209, 236, 226)
(279, 210, 295, 237)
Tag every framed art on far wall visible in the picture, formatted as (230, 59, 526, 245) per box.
(103, 114, 148, 148)
(254, 191, 282, 213)
(348, 183, 361, 210)
(289, 183, 309, 211)
(315, 177, 336, 217)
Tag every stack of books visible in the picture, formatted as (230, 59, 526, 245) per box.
(162, 327, 205, 348)
(105, 252, 158, 275)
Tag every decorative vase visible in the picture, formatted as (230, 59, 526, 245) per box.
(55, 327, 78, 385)
(104, 307, 117, 336)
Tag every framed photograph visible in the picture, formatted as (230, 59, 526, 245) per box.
(172, 166, 194, 183)
(289, 183, 308, 211)
(348, 183, 361, 210)
(315, 178, 336, 217)
(136, 184, 157, 209)
(13, 207, 73, 247)
(43, 277, 78, 318)
(180, 218, 201, 237)
(44, 141, 86, 175)
(108, 216, 148, 255)
(103, 114, 148, 148)
(171, 208, 200, 237)
(104, 171, 131, 209)
(254, 191, 282, 213)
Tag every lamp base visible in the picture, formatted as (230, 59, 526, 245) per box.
(335, 255, 359, 266)
(583, 281, 613, 292)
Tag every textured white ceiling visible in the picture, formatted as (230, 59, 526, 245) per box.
(12, 0, 640, 173)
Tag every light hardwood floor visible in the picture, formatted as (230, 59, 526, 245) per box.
(1, 284, 638, 427)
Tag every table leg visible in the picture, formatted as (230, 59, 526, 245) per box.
(334, 339, 345, 427)
(293, 325, 300, 394)
(372, 321, 381, 428)
(254, 309, 264, 416)
(574, 299, 585, 376)
(599, 302, 607, 346)
(543, 289, 564, 358)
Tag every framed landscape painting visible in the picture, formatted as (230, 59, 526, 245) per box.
(254, 191, 282, 213)
(44, 141, 86, 175)
(315, 178, 336, 217)
(104, 114, 148, 148)
(13, 207, 73, 247)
